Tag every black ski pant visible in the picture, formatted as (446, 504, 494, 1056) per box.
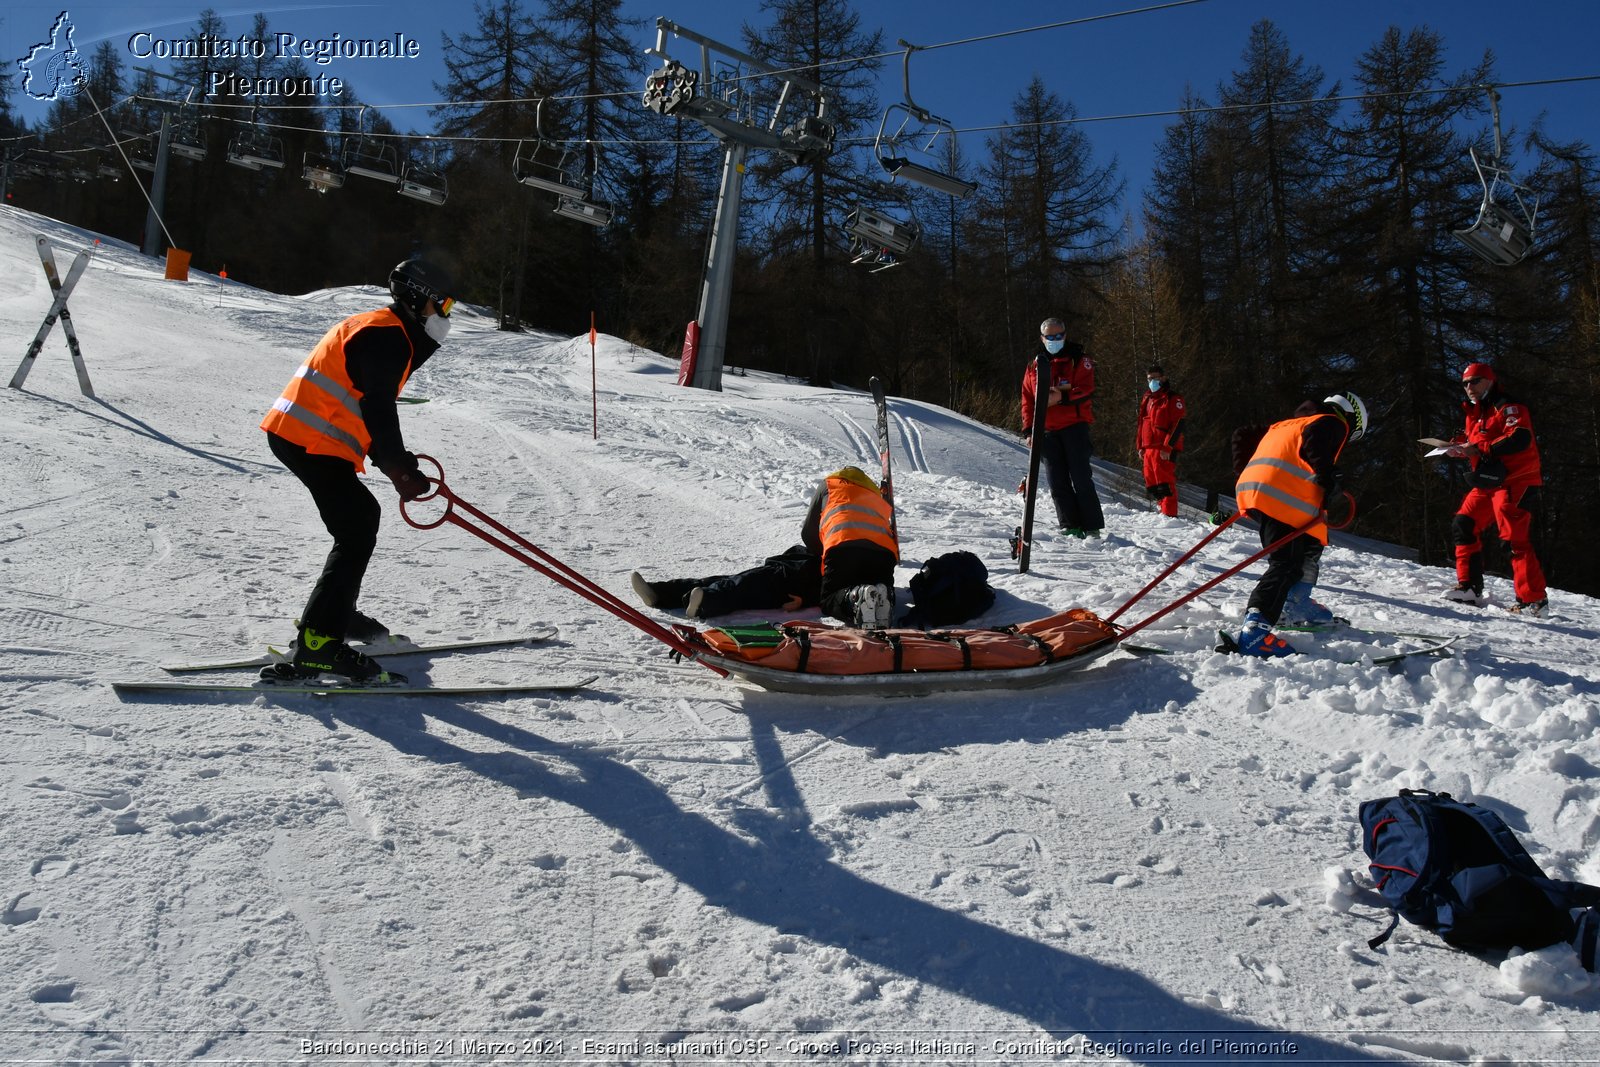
(819, 541, 897, 624)
(1041, 422, 1105, 531)
(650, 545, 821, 617)
(268, 432, 380, 639)
(1246, 512, 1319, 625)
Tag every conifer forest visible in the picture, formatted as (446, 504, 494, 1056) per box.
(5, 2, 1598, 596)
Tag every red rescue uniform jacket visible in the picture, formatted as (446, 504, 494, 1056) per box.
(1454, 388, 1541, 489)
(1021, 352, 1096, 433)
(1136, 386, 1186, 452)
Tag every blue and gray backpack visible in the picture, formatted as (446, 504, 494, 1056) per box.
(1359, 789, 1600, 968)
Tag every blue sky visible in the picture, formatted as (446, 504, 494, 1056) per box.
(7, 0, 1599, 212)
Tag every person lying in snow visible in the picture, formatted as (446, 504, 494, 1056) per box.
(631, 466, 899, 628)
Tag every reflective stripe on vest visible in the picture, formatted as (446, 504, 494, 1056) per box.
(819, 478, 898, 559)
(1235, 416, 1333, 543)
(260, 308, 412, 470)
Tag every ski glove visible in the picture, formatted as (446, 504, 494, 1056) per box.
(381, 454, 430, 501)
(1325, 489, 1357, 530)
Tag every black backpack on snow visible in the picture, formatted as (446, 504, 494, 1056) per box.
(1359, 789, 1600, 969)
(904, 551, 995, 628)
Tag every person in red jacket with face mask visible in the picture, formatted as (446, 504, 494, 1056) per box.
(1020, 318, 1105, 538)
(1443, 362, 1547, 615)
(1136, 364, 1186, 517)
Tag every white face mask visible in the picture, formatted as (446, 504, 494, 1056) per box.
(424, 313, 452, 343)
(1043, 338, 1065, 355)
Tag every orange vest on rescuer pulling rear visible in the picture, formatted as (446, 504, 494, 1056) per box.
(818, 471, 898, 560)
(260, 308, 413, 471)
(1234, 414, 1346, 544)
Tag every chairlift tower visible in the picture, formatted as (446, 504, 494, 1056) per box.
(131, 68, 200, 259)
(642, 17, 834, 391)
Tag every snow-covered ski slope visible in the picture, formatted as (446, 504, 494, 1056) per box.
(2, 204, 1598, 1063)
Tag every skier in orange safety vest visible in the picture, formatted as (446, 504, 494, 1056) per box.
(1229, 393, 1368, 657)
(260, 256, 457, 684)
(801, 466, 899, 627)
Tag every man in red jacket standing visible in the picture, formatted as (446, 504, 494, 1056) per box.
(1136, 363, 1185, 517)
(1443, 362, 1547, 615)
(1020, 318, 1104, 538)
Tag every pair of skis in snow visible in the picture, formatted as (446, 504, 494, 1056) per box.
(10, 235, 96, 396)
(1125, 621, 1464, 666)
(113, 629, 593, 698)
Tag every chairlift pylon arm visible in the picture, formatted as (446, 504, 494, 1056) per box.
(896, 39, 951, 128)
(1480, 84, 1506, 161)
(651, 16, 825, 95)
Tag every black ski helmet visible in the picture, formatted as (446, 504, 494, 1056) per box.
(389, 257, 456, 317)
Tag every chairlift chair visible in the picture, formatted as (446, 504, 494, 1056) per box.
(1454, 146, 1538, 266)
(227, 129, 284, 171)
(512, 99, 589, 197)
(1452, 86, 1539, 267)
(553, 194, 613, 228)
(343, 139, 399, 183)
(844, 205, 921, 257)
(302, 152, 346, 193)
(399, 161, 448, 205)
(170, 118, 207, 161)
(341, 109, 399, 182)
(512, 139, 584, 197)
(126, 132, 156, 172)
(873, 42, 976, 198)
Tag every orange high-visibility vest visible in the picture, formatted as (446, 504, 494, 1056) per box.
(260, 308, 413, 471)
(1234, 415, 1343, 544)
(818, 474, 898, 560)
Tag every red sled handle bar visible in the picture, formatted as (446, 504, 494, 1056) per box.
(1110, 511, 1325, 645)
(399, 455, 727, 676)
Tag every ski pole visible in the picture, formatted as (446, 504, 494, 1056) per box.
(399, 456, 728, 676)
(1114, 513, 1322, 644)
(1105, 511, 1241, 623)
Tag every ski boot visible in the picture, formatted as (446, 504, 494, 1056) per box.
(1444, 580, 1485, 606)
(847, 584, 894, 629)
(263, 625, 405, 685)
(630, 572, 662, 608)
(347, 609, 409, 645)
(1510, 598, 1548, 617)
(1222, 610, 1297, 658)
(1279, 581, 1336, 627)
(685, 587, 708, 620)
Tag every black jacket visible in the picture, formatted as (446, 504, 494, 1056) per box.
(346, 302, 440, 469)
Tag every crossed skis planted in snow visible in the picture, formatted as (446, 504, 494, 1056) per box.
(10, 234, 95, 396)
